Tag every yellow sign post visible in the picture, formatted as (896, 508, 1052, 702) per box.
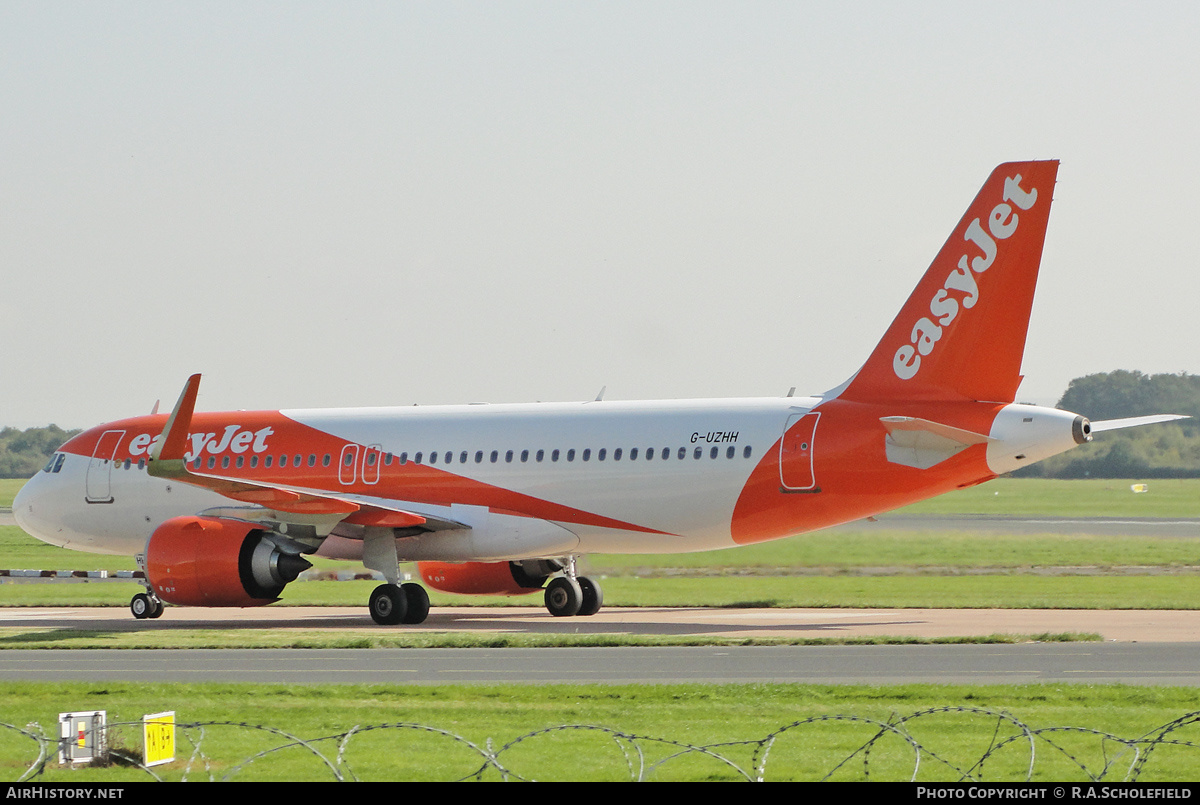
(143, 711, 175, 767)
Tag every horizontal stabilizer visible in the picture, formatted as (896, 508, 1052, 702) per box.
(880, 416, 994, 470)
(1090, 414, 1189, 433)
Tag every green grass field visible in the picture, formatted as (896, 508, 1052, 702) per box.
(3, 681, 1199, 782)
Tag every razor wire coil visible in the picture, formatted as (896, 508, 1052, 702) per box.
(6, 706, 1200, 782)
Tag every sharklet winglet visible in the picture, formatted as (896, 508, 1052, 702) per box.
(147, 374, 201, 479)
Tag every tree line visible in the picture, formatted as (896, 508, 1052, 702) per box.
(0, 426, 81, 479)
(1016, 371, 1200, 478)
(2, 371, 1198, 479)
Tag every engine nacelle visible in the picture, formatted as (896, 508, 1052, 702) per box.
(417, 560, 548, 596)
(145, 516, 311, 607)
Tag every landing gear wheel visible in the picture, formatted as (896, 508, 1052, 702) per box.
(369, 583, 408, 625)
(544, 576, 583, 617)
(130, 593, 157, 620)
(147, 599, 164, 619)
(577, 576, 603, 616)
(401, 583, 430, 624)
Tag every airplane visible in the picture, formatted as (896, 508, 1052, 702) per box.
(12, 160, 1185, 625)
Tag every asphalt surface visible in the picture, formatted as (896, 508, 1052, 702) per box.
(3, 604, 1200, 642)
(1, 643, 1198, 686)
(2, 606, 1200, 685)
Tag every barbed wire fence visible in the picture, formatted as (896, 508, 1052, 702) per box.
(5, 707, 1200, 781)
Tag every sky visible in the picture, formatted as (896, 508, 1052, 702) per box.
(3, 2, 1199, 429)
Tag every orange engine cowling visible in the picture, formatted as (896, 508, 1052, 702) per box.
(145, 516, 311, 607)
(417, 561, 547, 596)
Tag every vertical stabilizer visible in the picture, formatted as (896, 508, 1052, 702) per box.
(838, 161, 1059, 404)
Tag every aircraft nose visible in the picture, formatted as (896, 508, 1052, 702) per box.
(12, 474, 42, 535)
(12, 470, 65, 547)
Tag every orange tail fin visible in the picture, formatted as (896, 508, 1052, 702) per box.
(838, 160, 1059, 404)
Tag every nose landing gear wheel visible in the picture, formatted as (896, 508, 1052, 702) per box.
(130, 593, 163, 620)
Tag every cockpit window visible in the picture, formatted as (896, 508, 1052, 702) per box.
(42, 453, 66, 473)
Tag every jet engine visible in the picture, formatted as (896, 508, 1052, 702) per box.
(145, 516, 311, 606)
(417, 560, 551, 596)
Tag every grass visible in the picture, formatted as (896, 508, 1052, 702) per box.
(0, 478, 24, 508)
(3, 681, 1199, 782)
(898, 476, 1200, 518)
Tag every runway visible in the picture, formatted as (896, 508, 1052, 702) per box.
(3, 604, 1200, 642)
(1, 643, 1198, 685)
(2, 606, 1200, 685)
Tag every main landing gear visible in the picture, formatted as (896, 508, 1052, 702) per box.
(368, 582, 431, 626)
(544, 570, 603, 617)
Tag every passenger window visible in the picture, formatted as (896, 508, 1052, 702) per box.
(475, 450, 484, 463)
(414, 452, 423, 464)
(251, 456, 259, 468)
(323, 454, 332, 467)
(726, 446, 735, 459)
(629, 448, 638, 460)
(614, 448, 622, 461)
(582, 449, 591, 461)
(677, 447, 686, 460)
(552, 449, 560, 462)
(430, 452, 438, 464)
(222, 456, 231, 469)
(598, 448, 606, 461)
(490, 450, 498, 463)
(536, 449, 544, 462)
(710, 446, 718, 459)
(521, 449, 529, 462)
(567, 449, 576, 462)
(294, 454, 302, 467)
(505, 450, 514, 463)
(693, 447, 702, 460)
(646, 448, 654, 460)
(743, 446, 753, 459)
(399, 452, 408, 464)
